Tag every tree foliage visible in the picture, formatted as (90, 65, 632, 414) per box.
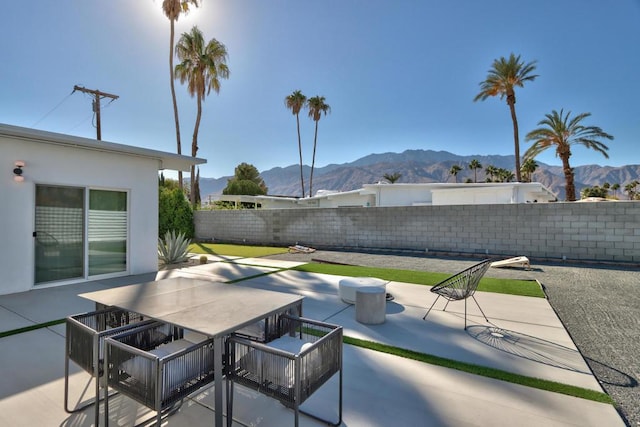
(175, 25, 230, 206)
(525, 109, 613, 201)
(581, 186, 609, 199)
(223, 162, 268, 195)
(307, 95, 331, 196)
(285, 90, 308, 197)
(159, 185, 194, 238)
(162, 0, 200, 188)
(474, 53, 538, 182)
(383, 172, 402, 183)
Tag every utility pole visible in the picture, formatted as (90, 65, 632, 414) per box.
(72, 85, 119, 140)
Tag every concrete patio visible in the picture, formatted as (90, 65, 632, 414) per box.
(0, 256, 626, 426)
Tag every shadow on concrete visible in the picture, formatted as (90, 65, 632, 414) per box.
(467, 325, 590, 373)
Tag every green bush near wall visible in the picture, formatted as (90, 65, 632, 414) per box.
(159, 187, 194, 238)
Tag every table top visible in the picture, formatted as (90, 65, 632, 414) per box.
(79, 277, 303, 338)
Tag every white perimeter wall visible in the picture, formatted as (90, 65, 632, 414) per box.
(1, 136, 159, 295)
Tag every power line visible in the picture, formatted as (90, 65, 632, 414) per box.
(31, 90, 75, 127)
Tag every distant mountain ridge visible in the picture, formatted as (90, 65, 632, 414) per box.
(198, 149, 640, 201)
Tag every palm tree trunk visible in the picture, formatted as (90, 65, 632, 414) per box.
(561, 154, 576, 201)
(296, 113, 305, 197)
(169, 19, 183, 188)
(191, 94, 203, 206)
(507, 94, 522, 182)
(310, 121, 319, 197)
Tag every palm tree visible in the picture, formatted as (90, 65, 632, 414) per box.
(521, 158, 538, 182)
(484, 165, 498, 182)
(468, 159, 482, 183)
(383, 172, 402, 183)
(162, 0, 200, 189)
(449, 164, 462, 183)
(625, 181, 639, 200)
(307, 96, 331, 196)
(285, 90, 307, 197)
(611, 182, 620, 198)
(496, 168, 515, 183)
(474, 53, 538, 182)
(175, 26, 230, 206)
(524, 109, 613, 201)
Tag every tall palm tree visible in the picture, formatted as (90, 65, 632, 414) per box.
(474, 53, 538, 182)
(162, 0, 200, 189)
(307, 96, 331, 197)
(175, 26, 230, 206)
(449, 164, 462, 183)
(285, 90, 307, 197)
(468, 159, 482, 183)
(524, 109, 613, 201)
(521, 158, 538, 182)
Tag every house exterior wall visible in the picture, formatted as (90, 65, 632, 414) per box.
(377, 185, 433, 206)
(1, 135, 159, 295)
(195, 202, 640, 264)
(432, 187, 514, 205)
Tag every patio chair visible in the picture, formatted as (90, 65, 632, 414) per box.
(64, 307, 151, 427)
(103, 321, 217, 426)
(226, 315, 343, 427)
(423, 259, 492, 330)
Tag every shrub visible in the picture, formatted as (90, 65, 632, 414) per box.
(159, 187, 194, 238)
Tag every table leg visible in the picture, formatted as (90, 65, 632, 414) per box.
(214, 336, 224, 427)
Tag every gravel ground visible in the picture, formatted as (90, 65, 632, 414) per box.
(266, 250, 640, 426)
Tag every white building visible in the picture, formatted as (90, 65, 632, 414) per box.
(214, 182, 557, 209)
(1, 123, 204, 295)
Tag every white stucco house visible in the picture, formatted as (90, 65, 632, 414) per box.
(213, 182, 557, 209)
(1, 123, 205, 295)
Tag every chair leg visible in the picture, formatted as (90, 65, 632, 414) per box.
(464, 298, 467, 330)
(471, 296, 489, 322)
(423, 295, 441, 320)
(226, 379, 234, 427)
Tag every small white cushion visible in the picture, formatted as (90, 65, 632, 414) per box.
(237, 336, 320, 388)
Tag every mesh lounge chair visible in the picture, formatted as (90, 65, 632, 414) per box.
(423, 259, 492, 330)
(226, 315, 343, 427)
(64, 307, 151, 427)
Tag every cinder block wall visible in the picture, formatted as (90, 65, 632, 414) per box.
(194, 202, 640, 263)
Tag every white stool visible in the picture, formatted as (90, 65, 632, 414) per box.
(356, 286, 386, 324)
(338, 277, 387, 304)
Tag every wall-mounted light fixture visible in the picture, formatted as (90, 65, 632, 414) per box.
(13, 161, 25, 182)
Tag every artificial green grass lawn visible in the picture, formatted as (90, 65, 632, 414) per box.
(293, 263, 545, 298)
(345, 336, 613, 404)
(189, 242, 289, 258)
(189, 243, 543, 297)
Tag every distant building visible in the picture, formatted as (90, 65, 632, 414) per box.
(213, 182, 557, 209)
(1, 123, 204, 295)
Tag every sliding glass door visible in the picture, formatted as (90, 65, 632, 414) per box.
(34, 185, 128, 285)
(88, 190, 127, 276)
(34, 185, 85, 284)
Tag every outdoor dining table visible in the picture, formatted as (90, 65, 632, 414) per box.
(79, 277, 304, 427)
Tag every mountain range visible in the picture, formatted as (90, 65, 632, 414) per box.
(198, 149, 640, 201)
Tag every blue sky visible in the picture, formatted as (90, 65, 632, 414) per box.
(2, 1, 639, 179)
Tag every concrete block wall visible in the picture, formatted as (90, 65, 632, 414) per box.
(195, 202, 640, 263)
